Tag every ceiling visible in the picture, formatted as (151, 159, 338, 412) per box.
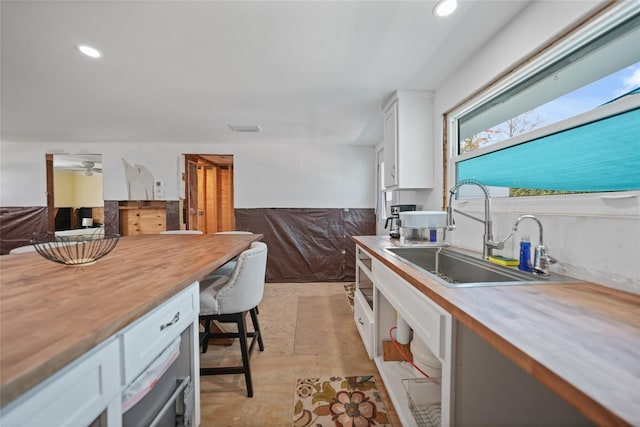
(1, 1, 531, 146)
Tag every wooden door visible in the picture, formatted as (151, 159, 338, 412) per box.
(45, 154, 55, 231)
(184, 155, 234, 233)
(205, 166, 217, 232)
(186, 157, 199, 231)
(217, 165, 234, 231)
(196, 165, 206, 233)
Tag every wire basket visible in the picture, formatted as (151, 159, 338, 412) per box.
(31, 229, 119, 266)
(402, 378, 442, 427)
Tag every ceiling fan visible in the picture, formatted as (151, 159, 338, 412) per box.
(81, 161, 102, 176)
(54, 159, 103, 175)
(53, 154, 103, 175)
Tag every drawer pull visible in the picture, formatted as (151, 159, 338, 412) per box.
(160, 312, 180, 331)
(358, 318, 365, 325)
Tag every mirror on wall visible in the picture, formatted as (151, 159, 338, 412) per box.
(47, 154, 104, 231)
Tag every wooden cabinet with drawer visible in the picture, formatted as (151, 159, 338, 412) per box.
(119, 205, 166, 235)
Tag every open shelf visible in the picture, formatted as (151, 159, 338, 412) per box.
(358, 257, 373, 271)
(356, 247, 373, 288)
(373, 264, 452, 427)
(354, 248, 375, 359)
(359, 287, 374, 310)
(375, 359, 441, 427)
(403, 377, 442, 427)
(356, 246, 374, 310)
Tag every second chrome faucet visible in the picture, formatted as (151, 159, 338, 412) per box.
(512, 215, 557, 275)
(446, 179, 557, 275)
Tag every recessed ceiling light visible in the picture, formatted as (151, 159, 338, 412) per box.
(76, 44, 102, 59)
(228, 124, 262, 133)
(433, 0, 457, 17)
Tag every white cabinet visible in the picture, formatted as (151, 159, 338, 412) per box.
(1, 283, 200, 427)
(373, 259, 453, 427)
(1, 338, 122, 427)
(353, 243, 591, 427)
(353, 244, 453, 426)
(120, 283, 200, 427)
(383, 90, 434, 189)
(120, 286, 197, 385)
(354, 246, 375, 359)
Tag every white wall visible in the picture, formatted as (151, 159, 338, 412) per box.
(422, 1, 639, 293)
(0, 141, 375, 209)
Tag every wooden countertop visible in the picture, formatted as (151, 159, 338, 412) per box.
(0, 233, 262, 407)
(353, 235, 640, 427)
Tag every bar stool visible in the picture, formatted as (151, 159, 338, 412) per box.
(199, 241, 267, 397)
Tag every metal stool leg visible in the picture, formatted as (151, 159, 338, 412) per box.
(237, 312, 253, 397)
(201, 318, 211, 354)
(249, 308, 264, 351)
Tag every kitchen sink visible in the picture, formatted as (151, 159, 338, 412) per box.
(385, 246, 578, 288)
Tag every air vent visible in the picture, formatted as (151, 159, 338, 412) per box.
(228, 124, 262, 133)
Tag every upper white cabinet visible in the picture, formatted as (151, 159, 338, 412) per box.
(383, 90, 434, 189)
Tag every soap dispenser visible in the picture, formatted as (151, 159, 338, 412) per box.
(518, 235, 532, 272)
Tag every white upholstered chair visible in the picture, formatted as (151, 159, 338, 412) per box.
(199, 241, 267, 397)
(160, 230, 203, 235)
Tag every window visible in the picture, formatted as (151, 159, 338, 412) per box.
(460, 64, 640, 155)
(449, 3, 640, 198)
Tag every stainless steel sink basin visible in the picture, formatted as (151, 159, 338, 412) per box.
(385, 246, 578, 288)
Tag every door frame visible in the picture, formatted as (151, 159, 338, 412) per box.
(46, 154, 55, 232)
(183, 154, 235, 233)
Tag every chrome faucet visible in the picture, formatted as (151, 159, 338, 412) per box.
(513, 214, 557, 276)
(446, 179, 502, 259)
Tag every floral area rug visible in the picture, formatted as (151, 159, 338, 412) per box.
(344, 283, 355, 310)
(293, 376, 391, 427)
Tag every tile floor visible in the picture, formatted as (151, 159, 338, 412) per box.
(199, 282, 400, 426)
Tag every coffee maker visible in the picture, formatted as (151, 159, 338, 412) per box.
(384, 204, 417, 238)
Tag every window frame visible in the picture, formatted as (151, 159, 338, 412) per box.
(444, 1, 640, 215)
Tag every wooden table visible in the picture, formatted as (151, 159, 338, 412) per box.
(0, 233, 262, 407)
(353, 235, 640, 427)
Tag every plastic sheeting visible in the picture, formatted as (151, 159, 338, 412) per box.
(0, 207, 49, 254)
(1, 201, 180, 255)
(235, 208, 375, 283)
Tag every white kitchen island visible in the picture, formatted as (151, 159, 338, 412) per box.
(0, 233, 262, 426)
